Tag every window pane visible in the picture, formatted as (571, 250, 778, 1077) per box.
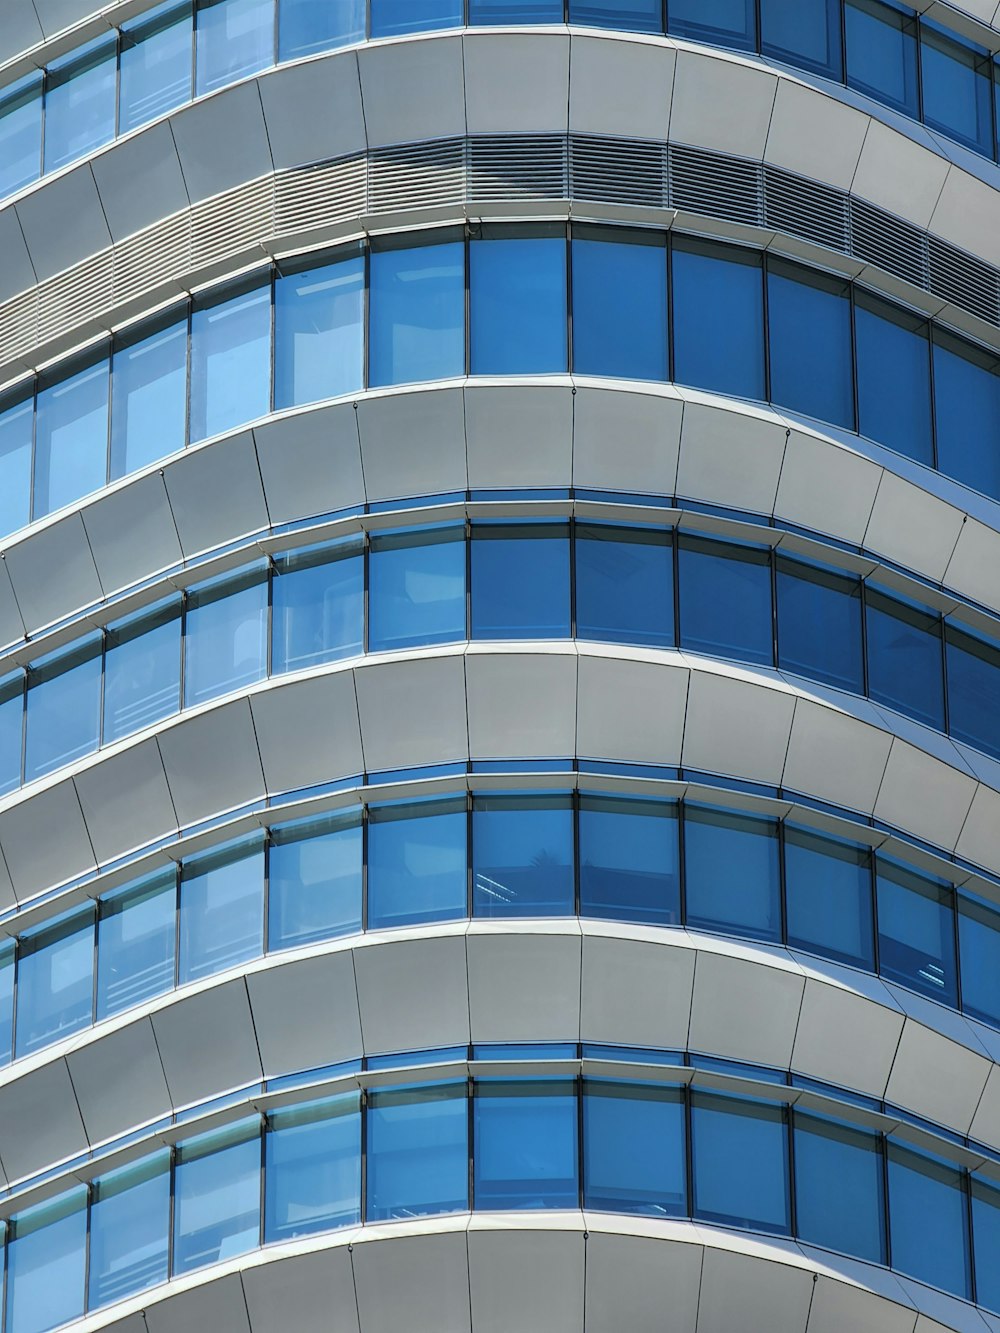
(0, 393, 32, 539)
(97, 872, 177, 1020)
(475, 1080, 578, 1208)
(571, 232, 667, 381)
(678, 536, 772, 667)
(958, 893, 1000, 1028)
(6, 1192, 87, 1333)
(672, 240, 764, 400)
(44, 38, 117, 173)
(274, 256, 364, 409)
(568, 0, 663, 33)
(368, 799, 468, 929)
(469, 0, 564, 21)
(266, 1095, 361, 1239)
(370, 0, 464, 35)
(104, 599, 182, 742)
(794, 1112, 884, 1263)
(767, 261, 853, 428)
(370, 241, 465, 386)
(367, 1083, 468, 1219)
(760, 0, 842, 78)
(190, 282, 271, 442)
(947, 625, 1000, 760)
(932, 334, 1000, 501)
(576, 524, 673, 647)
(0, 75, 41, 197)
(180, 838, 265, 983)
(369, 528, 466, 650)
(184, 567, 268, 707)
(89, 1154, 170, 1308)
(16, 908, 95, 1058)
(34, 357, 109, 518)
(196, 0, 274, 95)
(921, 21, 993, 156)
(845, 0, 918, 116)
(784, 826, 874, 971)
(0, 676, 22, 796)
(972, 1180, 1000, 1313)
(876, 857, 957, 1006)
(174, 1121, 262, 1274)
(685, 805, 781, 942)
(120, 2, 193, 134)
(272, 539, 364, 671)
(471, 523, 571, 639)
(473, 795, 574, 918)
(584, 1080, 686, 1215)
(268, 813, 362, 949)
(691, 1092, 790, 1234)
(668, 0, 755, 49)
(25, 637, 103, 782)
(111, 316, 188, 479)
(471, 232, 567, 374)
(279, 0, 365, 58)
(888, 1144, 971, 1299)
(776, 556, 863, 694)
(579, 795, 680, 926)
(866, 588, 944, 731)
(0, 944, 13, 1065)
(855, 292, 932, 466)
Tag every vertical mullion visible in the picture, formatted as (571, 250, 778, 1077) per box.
(82, 1183, 93, 1316)
(683, 1082, 694, 1220)
(167, 1144, 178, 1279)
(785, 1102, 796, 1240)
(258, 1115, 266, 1250)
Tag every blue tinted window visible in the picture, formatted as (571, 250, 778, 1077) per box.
(265, 1095, 361, 1239)
(274, 256, 364, 409)
(471, 523, 571, 639)
(272, 539, 364, 671)
(855, 292, 933, 466)
(571, 231, 667, 381)
(110, 316, 188, 479)
(776, 556, 863, 694)
(888, 1144, 971, 1298)
(579, 794, 679, 926)
(568, 0, 663, 33)
(16, 908, 95, 1058)
(0, 394, 32, 540)
(97, 872, 177, 1021)
(679, 536, 773, 667)
(876, 857, 956, 1007)
(947, 625, 1000, 760)
(179, 838, 264, 984)
(785, 826, 874, 970)
(972, 1180, 1000, 1313)
(34, 357, 109, 519)
(691, 1092, 790, 1234)
(932, 333, 1000, 501)
(190, 281, 271, 442)
(195, 0, 274, 95)
(279, 0, 365, 58)
(668, 0, 755, 49)
(845, 0, 918, 116)
(0, 76, 41, 197)
(768, 261, 853, 428)
(104, 600, 182, 743)
(0, 945, 13, 1065)
(370, 241, 465, 386)
(760, 0, 842, 78)
(370, 0, 464, 35)
(368, 799, 468, 929)
(183, 566, 268, 707)
(367, 1083, 468, 1219)
(268, 813, 362, 949)
(44, 37, 117, 173)
(584, 1080, 686, 1216)
(120, 2, 193, 134)
(866, 588, 944, 731)
(369, 528, 466, 651)
(174, 1121, 261, 1274)
(958, 893, 1000, 1029)
(794, 1112, 884, 1263)
(471, 231, 567, 374)
(25, 637, 103, 782)
(89, 1154, 170, 1309)
(6, 1191, 87, 1333)
(673, 239, 764, 400)
(0, 676, 22, 797)
(475, 1080, 578, 1208)
(469, 0, 564, 21)
(576, 524, 673, 647)
(473, 795, 574, 918)
(685, 805, 781, 942)
(921, 21, 993, 156)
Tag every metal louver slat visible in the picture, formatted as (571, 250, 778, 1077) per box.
(468, 134, 568, 203)
(275, 155, 367, 234)
(0, 291, 37, 366)
(191, 178, 276, 267)
(368, 138, 465, 213)
(669, 144, 764, 226)
(114, 212, 192, 307)
(850, 198, 929, 290)
(569, 135, 668, 208)
(927, 237, 1000, 329)
(36, 250, 113, 344)
(764, 166, 849, 252)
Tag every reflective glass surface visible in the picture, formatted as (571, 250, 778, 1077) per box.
(578, 795, 680, 926)
(571, 231, 668, 381)
(794, 1112, 885, 1262)
(268, 814, 363, 949)
(265, 1095, 361, 1238)
(272, 540, 364, 671)
(973, 1180, 1000, 1313)
(173, 1122, 261, 1273)
(583, 1080, 686, 1215)
(369, 0, 464, 35)
(845, 0, 918, 115)
(471, 524, 571, 639)
(24, 639, 103, 782)
(471, 231, 567, 374)
(691, 1092, 790, 1233)
(0, 677, 22, 800)
(685, 805, 781, 942)
(855, 292, 933, 467)
(34, 359, 109, 519)
(16, 909, 95, 1057)
(947, 625, 1000, 760)
(760, 0, 842, 77)
(568, 0, 663, 32)
(119, 3, 193, 133)
(195, 0, 274, 96)
(366, 1083, 468, 1218)
(668, 0, 755, 48)
(888, 1144, 972, 1298)
(369, 242, 465, 386)
(469, 0, 564, 20)
(110, 318, 188, 480)
(933, 334, 1000, 501)
(957, 891, 1000, 1029)
(89, 1156, 170, 1307)
(6, 1192, 87, 1333)
(368, 799, 468, 927)
(474, 1080, 578, 1208)
(679, 536, 772, 666)
(279, 0, 365, 58)
(785, 826, 874, 970)
(369, 528, 466, 651)
(179, 839, 265, 984)
(96, 873, 177, 1020)
(473, 795, 574, 917)
(274, 256, 365, 409)
(877, 858, 957, 1006)
(673, 239, 765, 399)
(866, 588, 945, 730)
(576, 524, 673, 647)
(103, 601, 182, 742)
(190, 283, 271, 442)
(183, 568, 268, 707)
(44, 39, 116, 173)
(776, 556, 863, 694)
(0, 77, 41, 197)
(921, 20, 992, 155)
(767, 261, 854, 428)
(0, 395, 33, 539)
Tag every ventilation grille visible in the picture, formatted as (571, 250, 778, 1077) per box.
(927, 236, 1000, 328)
(764, 166, 850, 252)
(571, 135, 668, 208)
(850, 198, 929, 290)
(670, 145, 763, 226)
(276, 156, 367, 234)
(370, 137, 466, 213)
(468, 135, 568, 202)
(191, 178, 275, 267)
(114, 212, 191, 306)
(36, 250, 113, 344)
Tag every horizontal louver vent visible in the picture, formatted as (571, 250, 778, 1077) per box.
(36, 250, 113, 344)
(570, 135, 667, 208)
(850, 198, 928, 289)
(669, 145, 763, 226)
(764, 166, 849, 252)
(191, 178, 275, 267)
(369, 138, 466, 213)
(276, 156, 367, 234)
(468, 135, 568, 202)
(114, 212, 191, 306)
(927, 236, 1000, 329)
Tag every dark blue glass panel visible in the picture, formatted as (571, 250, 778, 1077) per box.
(272, 539, 364, 671)
(865, 588, 944, 731)
(0, 945, 13, 1065)
(6, 1191, 87, 1333)
(685, 805, 781, 943)
(472, 795, 574, 917)
(368, 798, 468, 928)
(190, 281, 271, 442)
(16, 907, 95, 1057)
(89, 1155, 170, 1308)
(583, 1080, 686, 1216)
(876, 857, 957, 1006)
(265, 1095, 361, 1239)
(44, 37, 117, 172)
(173, 1121, 261, 1274)
(767, 260, 853, 429)
(471, 232, 567, 374)
(367, 1083, 468, 1219)
(672, 239, 764, 400)
(279, 0, 365, 58)
(776, 556, 863, 694)
(845, 0, 918, 116)
(179, 837, 265, 984)
(34, 357, 109, 519)
(475, 1080, 578, 1208)
(576, 524, 673, 647)
(0, 75, 41, 197)
(972, 1180, 1000, 1313)
(932, 333, 1000, 501)
(691, 1092, 790, 1234)
(370, 0, 464, 35)
(268, 813, 362, 949)
(579, 794, 680, 926)
(947, 625, 1000, 760)
(0, 393, 32, 539)
(111, 316, 188, 479)
(274, 256, 365, 408)
(678, 536, 773, 667)
(571, 231, 668, 381)
(568, 0, 663, 33)
(369, 527, 466, 650)
(0, 676, 22, 797)
(668, 0, 755, 50)
(469, 0, 564, 21)
(921, 21, 993, 157)
(957, 892, 1000, 1029)
(855, 292, 933, 466)
(104, 599, 182, 743)
(785, 826, 874, 970)
(195, 0, 274, 96)
(120, 2, 193, 134)
(97, 872, 177, 1020)
(888, 1144, 971, 1299)
(471, 523, 571, 639)
(795, 1112, 884, 1263)
(370, 241, 465, 386)
(24, 637, 103, 782)
(183, 567, 268, 707)
(760, 0, 842, 78)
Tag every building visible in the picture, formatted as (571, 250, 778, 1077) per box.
(1, 1, 1000, 1330)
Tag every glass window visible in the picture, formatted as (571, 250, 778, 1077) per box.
(473, 795, 574, 918)
(888, 1144, 971, 1299)
(691, 1092, 790, 1234)
(469, 0, 564, 21)
(0, 944, 13, 1066)
(785, 826, 874, 971)
(367, 1083, 468, 1219)
(89, 1154, 170, 1309)
(579, 794, 680, 926)
(274, 255, 365, 409)
(471, 523, 571, 639)
(0, 674, 22, 797)
(370, 0, 464, 35)
(776, 556, 863, 694)
(0, 75, 41, 198)
(932, 333, 1000, 502)
(876, 857, 957, 1006)
(174, 1120, 262, 1274)
(279, 0, 365, 58)
(576, 524, 673, 647)
(568, 0, 663, 33)
(369, 240, 465, 386)
(183, 566, 268, 707)
(845, 0, 918, 116)
(685, 805, 781, 942)
(97, 872, 177, 1020)
(16, 907, 95, 1058)
(195, 0, 274, 96)
(921, 21, 993, 157)
(794, 1112, 884, 1263)
(767, 260, 853, 429)
(266, 1094, 361, 1239)
(189, 280, 271, 442)
(34, 356, 110, 519)
(760, 0, 842, 78)
(584, 1079, 686, 1215)
(672, 239, 765, 400)
(678, 536, 773, 667)
(368, 798, 468, 929)
(44, 37, 117, 173)
(272, 539, 364, 671)
(475, 1079, 578, 1208)
(6, 1191, 87, 1333)
(268, 812, 362, 950)
(110, 315, 188, 480)
(855, 292, 933, 466)
(24, 637, 103, 783)
(972, 1179, 1000, 1314)
(668, 0, 755, 50)
(947, 624, 1000, 760)
(104, 599, 182, 743)
(369, 528, 466, 651)
(865, 587, 945, 731)
(0, 392, 33, 539)
(179, 837, 265, 984)
(120, 2, 194, 134)
(571, 229, 668, 381)
(958, 892, 1000, 1029)
(471, 229, 567, 374)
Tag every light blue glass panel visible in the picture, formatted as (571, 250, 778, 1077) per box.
(760, 0, 842, 78)
(471, 523, 571, 639)
(120, 2, 193, 133)
(932, 333, 1000, 501)
(471, 232, 567, 374)
(888, 1144, 971, 1298)
(583, 1080, 686, 1216)
(475, 1080, 578, 1208)
(795, 1112, 884, 1262)
(958, 892, 1000, 1029)
(579, 794, 679, 926)
(97, 872, 176, 1020)
(16, 907, 95, 1058)
(568, 0, 663, 33)
(369, 527, 466, 651)
(279, 0, 365, 58)
(0, 674, 23, 797)
(44, 37, 117, 172)
(174, 1120, 262, 1274)
(370, 0, 464, 36)
(785, 826, 874, 971)
(767, 260, 854, 429)
(921, 21, 993, 156)
(855, 292, 933, 465)
(469, 0, 564, 21)
(972, 1179, 1000, 1313)
(678, 536, 773, 667)
(110, 316, 188, 479)
(576, 524, 673, 647)
(189, 281, 271, 442)
(0, 393, 32, 540)
(104, 599, 182, 742)
(24, 637, 103, 782)
(776, 556, 863, 694)
(268, 813, 362, 949)
(692, 1092, 790, 1234)
(473, 795, 574, 918)
(368, 798, 468, 928)
(265, 1094, 361, 1238)
(196, 0, 274, 95)
(668, 0, 755, 50)
(672, 239, 764, 399)
(34, 357, 109, 518)
(685, 805, 781, 943)
(866, 588, 945, 731)
(845, 0, 919, 116)
(274, 256, 364, 408)
(572, 230, 667, 381)
(183, 566, 268, 707)
(947, 624, 1000, 760)
(876, 857, 956, 1006)
(367, 1083, 469, 1219)
(272, 539, 364, 671)
(0, 944, 12, 1065)
(89, 1153, 170, 1308)
(179, 837, 265, 983)
(369, 241, 465, 387)
(0, 75, 42, 197)
(6, 1190, 87, 1333)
